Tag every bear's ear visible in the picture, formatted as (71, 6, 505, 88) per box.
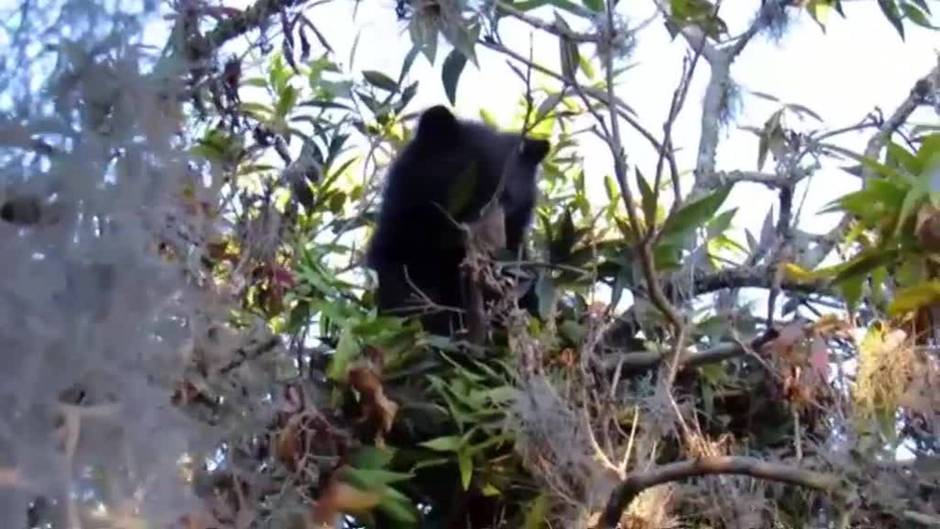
(520, 138, 550, 164)
(416, 105, 458, 139)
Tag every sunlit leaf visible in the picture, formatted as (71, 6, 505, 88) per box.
(420, 435, 463, 452)
(887, 281, 940, 316)
(327, 324, 359, 381)
(659, 185, 732, 242)
(450, 449, 471, 491)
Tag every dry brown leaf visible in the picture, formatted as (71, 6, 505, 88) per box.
(348, 366, 399, 434)
(311, 480, 382, 527)
(760, 321, 806, 356)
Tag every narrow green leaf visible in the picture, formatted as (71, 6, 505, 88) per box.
(916, 133, 940, 169)
(832, 249, 900, 284)
(327, 324, 359, 381)
(888, 281, 940, 316)
(523, 493, 549, 529)
(909, 0, 930, 13)
(559, 37, 579, 79)
(420, 435, 464, 452)
(636, 168, 658, 226)
(398, 44, 422, 84)
(894, 185, 926, 238)
(342, 467, 413, 487)
(442, 48, 468, 106)
(349, 446, 396, 470)
(457, 449, 473, 490)
(581, 0, 602, 12)
(707, 208, 737, 238)
(887, 141, 923, 174)
(900, 2, 935, 29)
(659, 185, 733, 242)
(377, 490, 419, 523)
(877, 0, 905, 39)
(837, 274, 864, 313)
(363, 70, 399, 92)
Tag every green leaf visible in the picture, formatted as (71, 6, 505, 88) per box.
(457, 449, 473, 490)
(363, 70, 399, 92)
(757, 109, 785, 170)
(887, 141, 923, 174)
(327, 324, 359, 381)
(559, 37, 579, 80)
(349, 445, 395, 470)
(603, 174, 619, 201)
(659, 185, 733, 242)
(341, 467, 414, 487)
(888, 281, 940, 316)
(442, 48, 468, 106)
(900, 2, 935, 29)
(242, 77, 268, 88)
(275, 84, 298, 119)
(635, 168, 657, 226)
(822, 142, 910, 183)
(581, 0, 602, 12)
(420, 435, 464, 452)
(523, 493, 549, 529)
(377, 493, 419, 523)
(534, 92, 563, 126)
(894, 184, 927, 238)
(877, 0, 905, 39)
(909, 0, 930, 13)
(707, 208, 737, 238)
(837, 273, 864, 313)
(514, 0, 585, 15)
(579, 53, 596, 80)
(832, 248, 900, 284)
(916, 133, 940, 169)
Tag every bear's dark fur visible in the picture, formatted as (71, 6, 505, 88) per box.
(366, 105, 550, 335)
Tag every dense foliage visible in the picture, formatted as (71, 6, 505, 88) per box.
(0, 0, 938, 528)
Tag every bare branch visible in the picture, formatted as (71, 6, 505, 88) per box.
(601, 330, 778, 373)
(712, 170, 791, 188)
(687, 0, 794, 198)
(598, 456, 842, 529)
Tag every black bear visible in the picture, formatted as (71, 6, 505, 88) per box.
(366, 105, 550, 336)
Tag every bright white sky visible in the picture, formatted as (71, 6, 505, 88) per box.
(219, 0, 938, 242)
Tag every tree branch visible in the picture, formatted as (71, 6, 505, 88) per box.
(661, 265, 828, 300)
(598, 456, 842, 529)
(601, 330, 778, 373)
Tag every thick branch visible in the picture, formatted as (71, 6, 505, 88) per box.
(601, 330, 777, 373)
(689, 0, 792, 198)
(598, 456, 842, 529)
(661, 265, 828, 300)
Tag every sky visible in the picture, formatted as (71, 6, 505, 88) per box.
(187, 0, 938, 249)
